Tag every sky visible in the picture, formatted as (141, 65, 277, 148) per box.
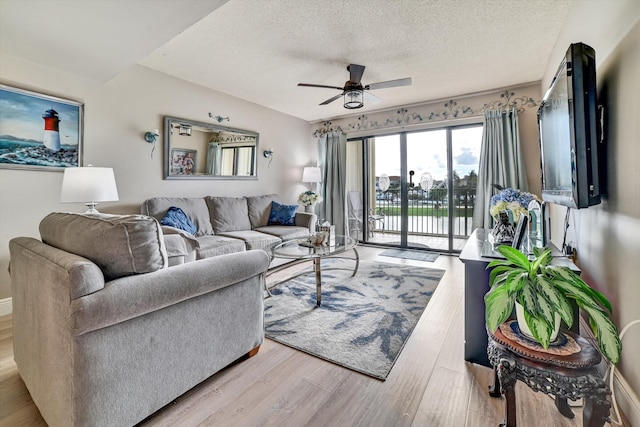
(0, 87, 81, 145)
(373, 126, 482, 184)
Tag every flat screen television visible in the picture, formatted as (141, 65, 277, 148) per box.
(538, 42, 601, 209)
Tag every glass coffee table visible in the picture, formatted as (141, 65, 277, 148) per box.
(267, 235, 359, 306)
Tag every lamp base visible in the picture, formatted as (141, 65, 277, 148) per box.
(84, 203, 100, 214)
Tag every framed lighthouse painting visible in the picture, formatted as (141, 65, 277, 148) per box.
(0, 84, 83, 171)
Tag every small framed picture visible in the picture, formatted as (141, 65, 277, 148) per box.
(170, 148, 197, 175)
(0, 84, 83, 171)
(512, 212, 529, 251)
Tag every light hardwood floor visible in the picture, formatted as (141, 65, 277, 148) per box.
(0, 246, 624, 426)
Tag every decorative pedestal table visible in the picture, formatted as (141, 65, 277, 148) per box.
(487, 321, 611, 427)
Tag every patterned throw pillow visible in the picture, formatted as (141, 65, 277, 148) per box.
(268, 201, 298, 226)
(160, 206, 197, 235)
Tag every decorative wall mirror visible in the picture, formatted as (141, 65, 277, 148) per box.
(163, 116, 259, 180)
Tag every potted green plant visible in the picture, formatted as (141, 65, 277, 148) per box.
(485, 245, 622, 364)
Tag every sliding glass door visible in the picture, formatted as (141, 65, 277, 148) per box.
(346, 124, 481, 252)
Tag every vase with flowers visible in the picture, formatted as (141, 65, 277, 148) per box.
(298, 191, 321, 212)
(489, 188, 540, 245)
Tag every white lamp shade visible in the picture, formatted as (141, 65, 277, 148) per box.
(60, 167, 119, 203)
(302, 166, 322, 183)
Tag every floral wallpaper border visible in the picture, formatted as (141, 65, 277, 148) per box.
(312, 89, 539, 137)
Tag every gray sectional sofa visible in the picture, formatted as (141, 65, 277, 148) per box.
(9, 212, 272, 427)
(141, 194, 316, 265)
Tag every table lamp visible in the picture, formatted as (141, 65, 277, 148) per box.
(60, 165, 119, 214)
(302, 166, 321, 191)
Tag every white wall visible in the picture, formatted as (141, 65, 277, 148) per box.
(0, 55, 314, 299)
(541, 0, 640, 420)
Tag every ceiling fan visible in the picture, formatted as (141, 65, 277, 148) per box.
(297, 64, 412, 109)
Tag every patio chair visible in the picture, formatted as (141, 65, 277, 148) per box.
(347, 191, 385, 238)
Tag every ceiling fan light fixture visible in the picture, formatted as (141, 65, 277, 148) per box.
(344, 89, 364, 109)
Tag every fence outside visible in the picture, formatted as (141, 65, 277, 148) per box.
(373, 187, 476, 238)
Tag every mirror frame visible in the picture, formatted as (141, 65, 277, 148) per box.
(163, 116, 259, 180)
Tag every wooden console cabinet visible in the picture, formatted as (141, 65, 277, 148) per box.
(459, 228, 578, 367)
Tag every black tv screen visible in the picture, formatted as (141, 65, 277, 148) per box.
(538, 42, 601, 209)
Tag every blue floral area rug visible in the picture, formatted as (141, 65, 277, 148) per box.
(379, 248, 439, 262)
(264, 260, 445, 380)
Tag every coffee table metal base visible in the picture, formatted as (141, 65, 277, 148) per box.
(266, 247, 359, 306)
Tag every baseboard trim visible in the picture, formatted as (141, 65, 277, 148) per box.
(0, 297, 12, 316)
(613, 369, 640, 427)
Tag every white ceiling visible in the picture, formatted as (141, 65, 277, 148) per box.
(1, 0, 575, 123)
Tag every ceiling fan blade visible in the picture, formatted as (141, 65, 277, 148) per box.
(319, 93, 344, 105)
(298, 83, 344, 90)
(365, 77, 412, 90)
(348, 64, 365, 84)
(364, 91, 382, 104)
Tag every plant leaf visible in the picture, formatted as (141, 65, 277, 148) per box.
(582, 286, 613, 314)
(551, 277, 604, 312)
(535, 290, 556, 326)
(487, 259, 517, 269)
(546, 266, 612, 313)
(531, 248, 553, 272)
(485, 286, 514, 333)
(522, 308, 552, 349)
(519, 281, 538, 316)
(489, 266, 512, 287)
(537, 275, 573, 328)
(496, 246, 531, 271)
(508, 272, 528, 293)
(578, 301, 622, 364)
(533, 246, 545, 258)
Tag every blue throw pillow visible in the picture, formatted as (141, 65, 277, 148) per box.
(160, 206, 197, 235)
(268, 201, 298, 226)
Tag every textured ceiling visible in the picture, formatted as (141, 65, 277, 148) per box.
(1, 0, 575, 123)
(139, 0, 574, 122)
(0, 0, 228, 81)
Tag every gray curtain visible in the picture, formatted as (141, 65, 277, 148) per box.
(318, 131, 347, 235)
(206, 142, 222, 175)
(472, 107, 528, 229)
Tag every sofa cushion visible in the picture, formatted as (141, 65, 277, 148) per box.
(160, 206, 196, 235)
(246, 194, 278, 228)
(141, 197, 213, 237)
(206, 196, 252, 233)
(40, 212, 168, 281)
(268, 201, 298, 226)
(254, 225, 310, 241)
(217, 230, 282, 251)
(195, 235, 247, 258)
(163, 234, 188, 266)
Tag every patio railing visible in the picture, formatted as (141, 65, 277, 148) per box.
(373, 187, 476, 238)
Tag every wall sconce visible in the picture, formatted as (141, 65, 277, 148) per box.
(144, 129, 159, 143)
(263, 148, 274, 167)
(208, 112, 230, 123)
(144, 129, 159, 159)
